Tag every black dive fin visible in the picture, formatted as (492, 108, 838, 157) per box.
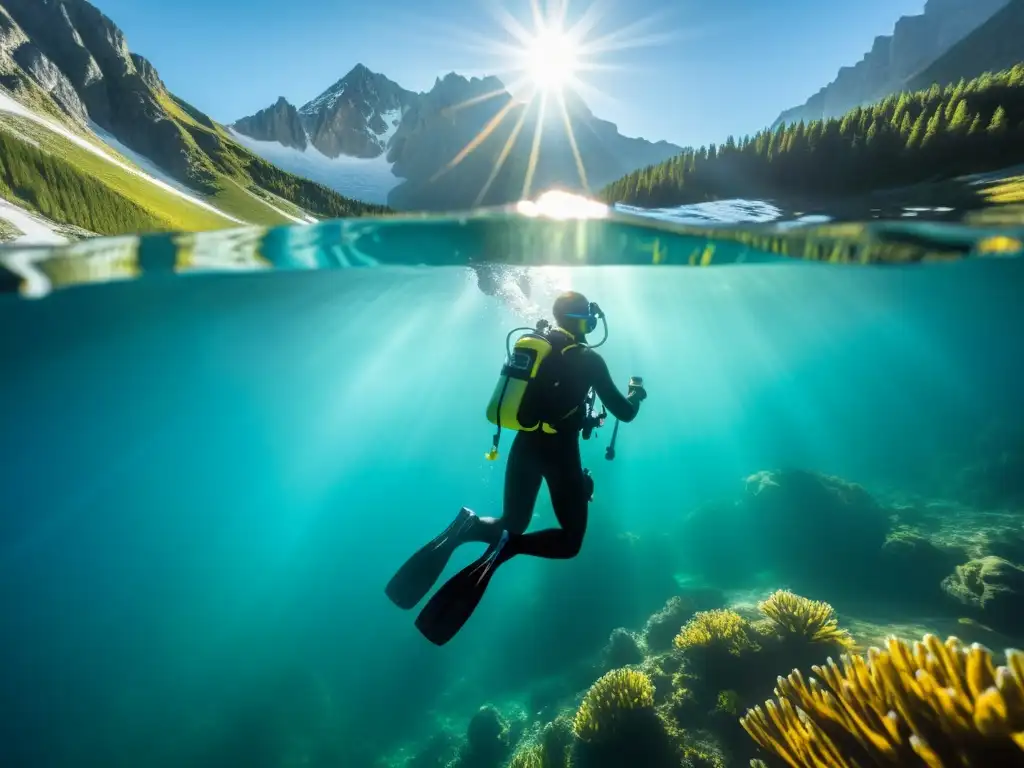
(414, 531, 509, 646)
(385, 508, 474, 610)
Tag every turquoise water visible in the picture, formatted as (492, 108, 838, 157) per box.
(1, 200, 1023, 767)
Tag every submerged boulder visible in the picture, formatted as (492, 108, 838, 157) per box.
(879, 527, 963, 606)
(600, 627, 645, 671)
(941, 555, 1024, 633)
(738, 469, 892, 595)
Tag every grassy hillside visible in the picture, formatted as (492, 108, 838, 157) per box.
(0, 126, 166, 234)
(906, 0, 1024, 93)
(603, 65, 1024, 209)
(0, 72, 389, 237)
(149, 89, 389, 223)
(0, 111, 236, 232)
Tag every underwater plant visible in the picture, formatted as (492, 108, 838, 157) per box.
(505, 715, 574, 768)
(740, 634, 1024, 767)
(640, 654, 682, 706)
(643, 590, 727, 653)
(674, 609, 761, 656)
(507, 743, 544, 768)
(571, 667, 681, 767)
(757, 590, 856, 652)
(572, 668, 656, 743)
(715, 690, 742, 717)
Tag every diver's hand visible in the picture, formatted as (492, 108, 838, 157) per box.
(628, 376, 647, 402)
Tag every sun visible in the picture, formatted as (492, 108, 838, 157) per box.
(523, 26, 580, 92)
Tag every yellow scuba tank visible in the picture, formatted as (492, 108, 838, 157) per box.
(485, 320, 570, 459)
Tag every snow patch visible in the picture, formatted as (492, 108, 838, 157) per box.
(89, 120, 200, 198)
(0, 196, 67, 245)
(377, 108, 401, 146)
(300, 84, 347, 116)
(228, 127, 399, 205)
(0, 89, 244, 225)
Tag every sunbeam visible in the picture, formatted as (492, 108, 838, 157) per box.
(522, 90, 549, 199)
(475, 105, 532, 206)
(406, 0, 674, 206)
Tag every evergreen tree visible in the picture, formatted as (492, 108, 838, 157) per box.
(989, 105, 1008, 134)
(948, 99, 971, 133)
(600, 64, 1024, 208)
(907, 111, 927, 149)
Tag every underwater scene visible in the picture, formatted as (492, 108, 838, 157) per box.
(4, 0, 1024, 765)
(2, 189, 1024, 768)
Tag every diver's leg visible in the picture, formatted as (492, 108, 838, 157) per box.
(448, 430, 542, 546)
(413, 433, 542, 644)
(501, 437, 589, 560)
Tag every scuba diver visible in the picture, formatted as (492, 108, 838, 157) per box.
(385, 291, 647, 646)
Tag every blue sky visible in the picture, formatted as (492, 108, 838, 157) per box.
(92, 0, 926, 149)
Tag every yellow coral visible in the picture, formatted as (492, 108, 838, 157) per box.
(673, 609, 759, 656)
(757, 590, 855, 651)
(572, 667, 656, 743)
(740, 634, 1024, 768)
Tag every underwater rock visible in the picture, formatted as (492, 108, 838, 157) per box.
(639, 653, 681, 706)
(643, 590, 727, 654)
(600, 627, 645, 670)
(452, 704, 510, 768)
(739, 469, 892, 595)
(644, 596, 694, 654)
(941, 555, 1024, 633)
(539, 714, 574, 767)
(879, 526, 963, 604)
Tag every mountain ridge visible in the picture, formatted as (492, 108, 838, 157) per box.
(905, 0, 1024, 92)
(772, 0, 1011, 129)
(0, 0, 386, 238)
(232, 65, 683, 211)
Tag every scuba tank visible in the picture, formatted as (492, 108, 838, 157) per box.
(485, 303, 609, 460)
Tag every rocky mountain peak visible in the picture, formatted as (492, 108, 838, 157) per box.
(233, 96, 307, 151)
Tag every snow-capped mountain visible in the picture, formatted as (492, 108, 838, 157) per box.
(230, 64, 417, 205)
(298, 64, 415, 159)
(231, 67, 684, 211)
(0, 0, 385, 239)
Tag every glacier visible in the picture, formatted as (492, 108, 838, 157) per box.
(228, 109, 403, 206)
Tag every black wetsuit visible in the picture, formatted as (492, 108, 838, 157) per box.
(472, 332, 640, 560)
(386, 325, 644, 644)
